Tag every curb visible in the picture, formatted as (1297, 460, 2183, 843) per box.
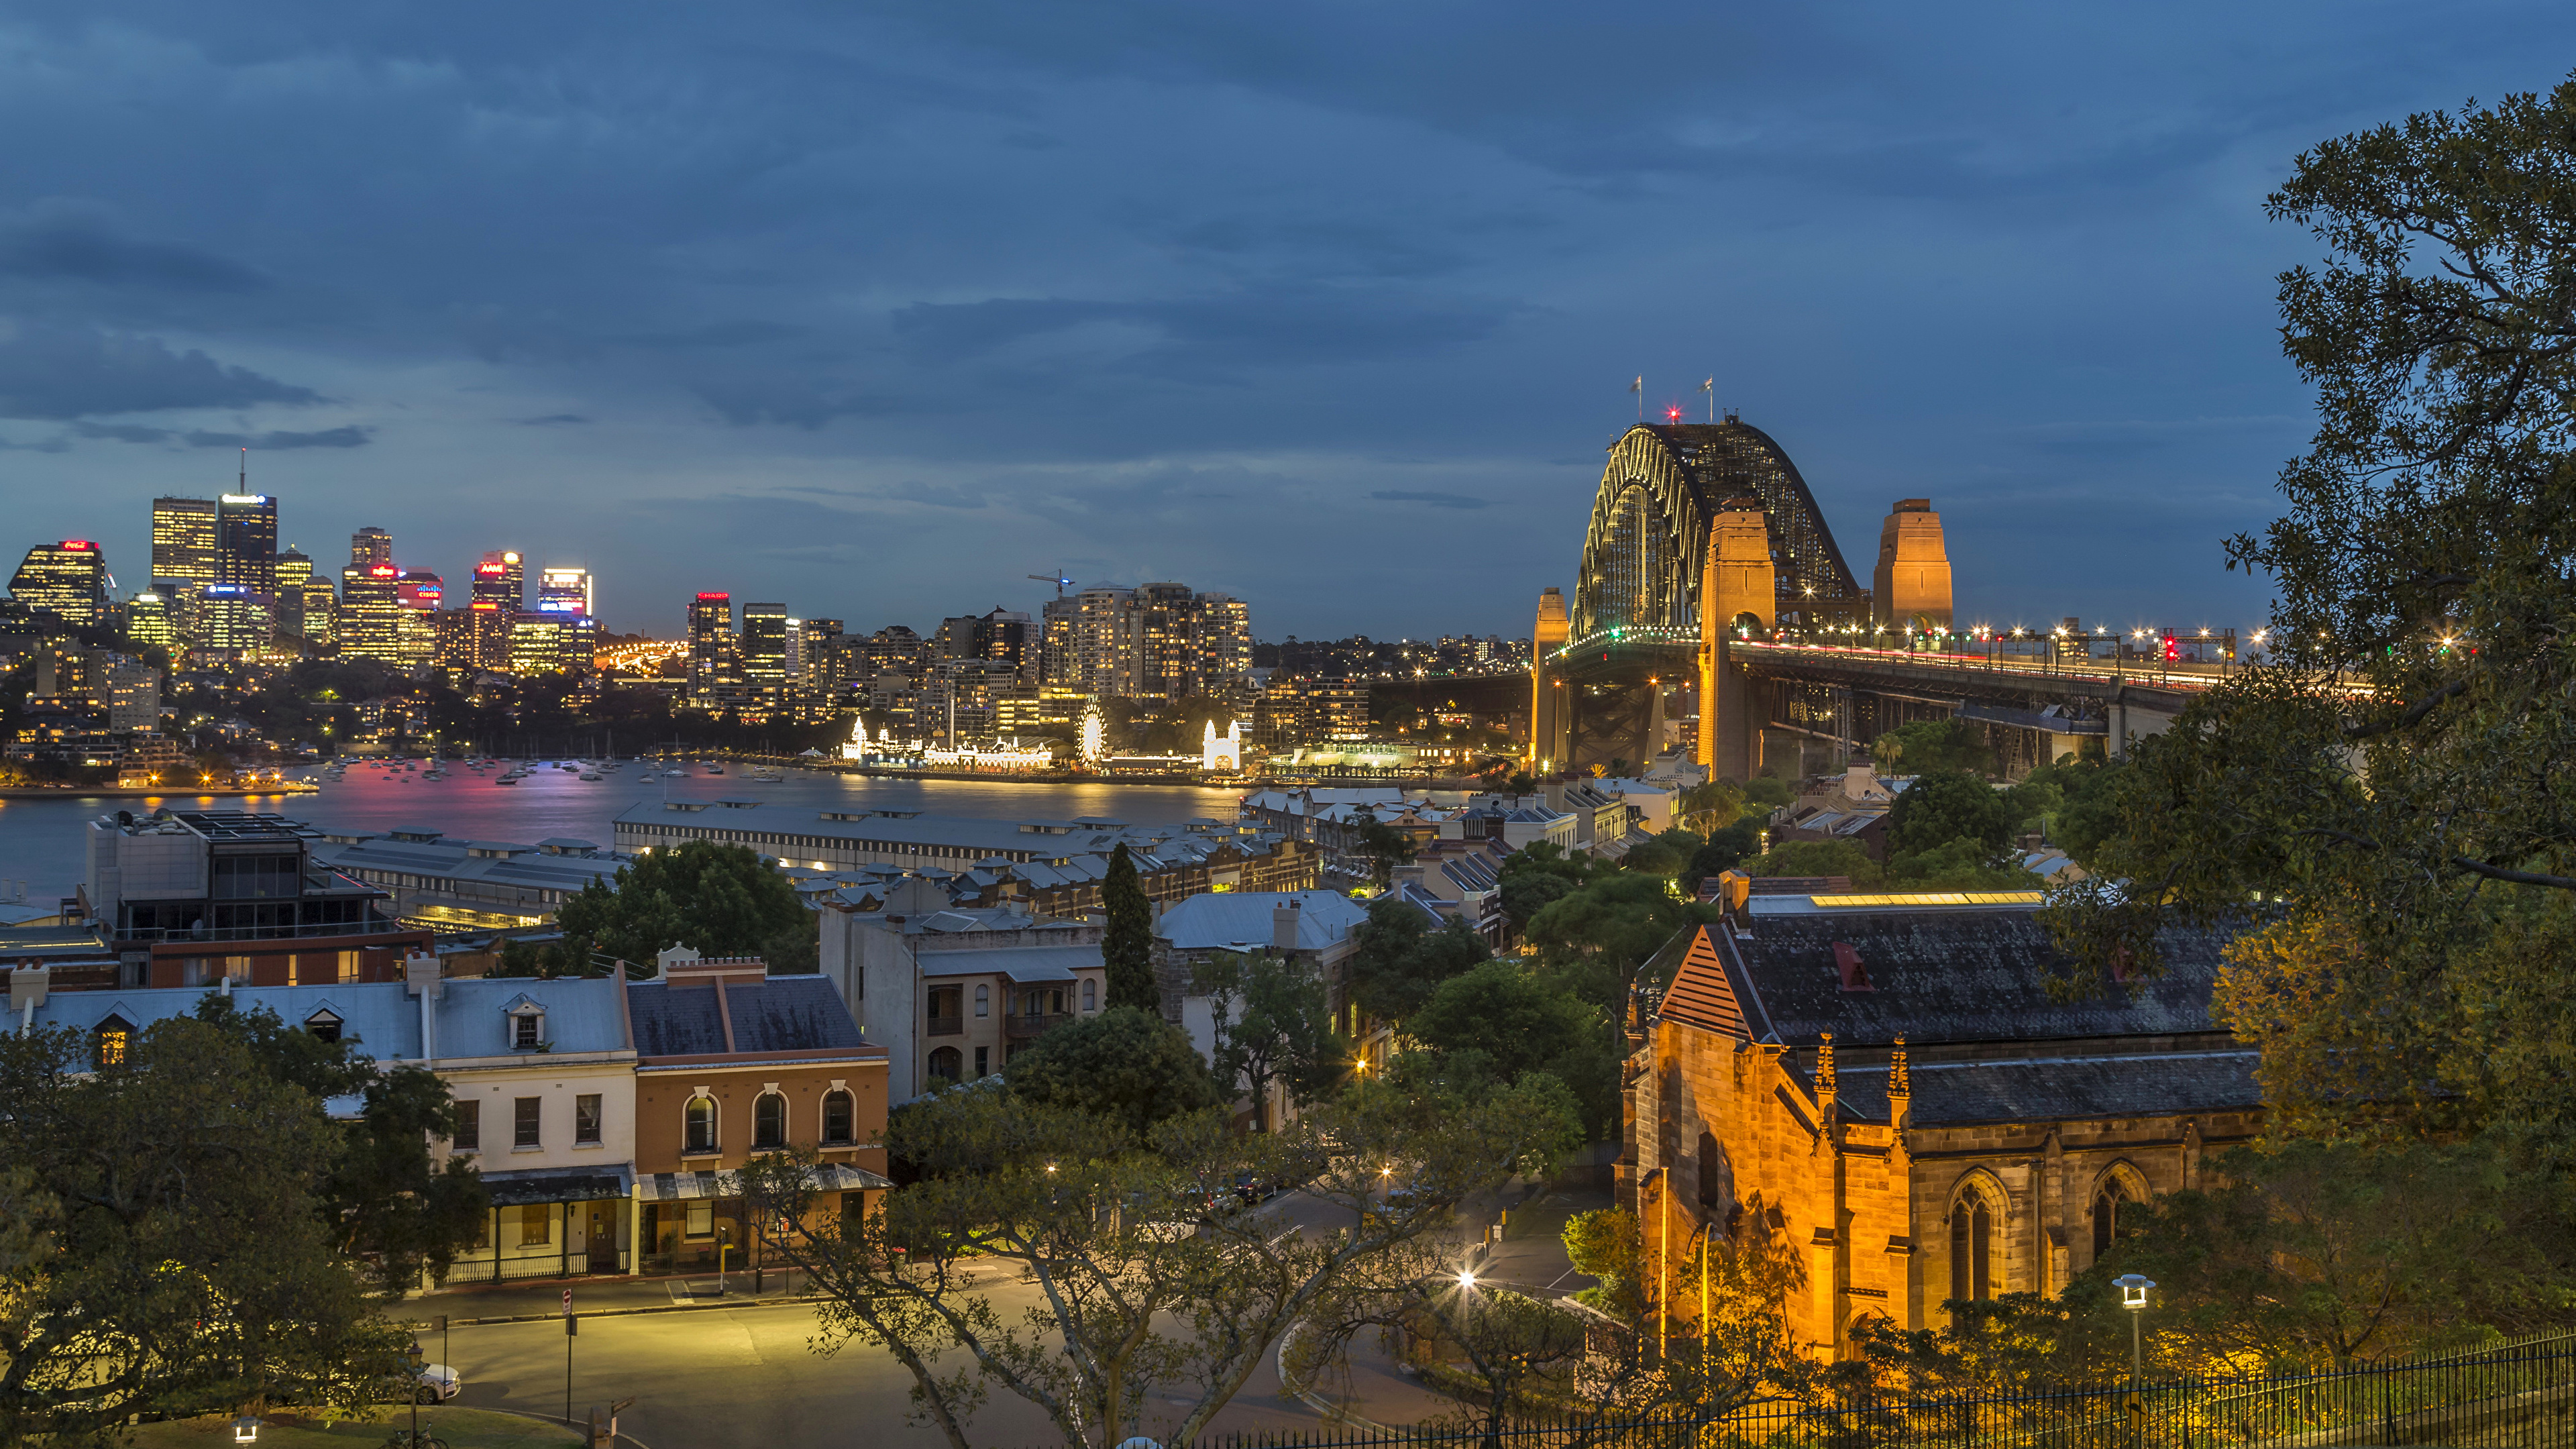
(409, 1295, 828, 1328)
(1275, 1319, 1396, 1436)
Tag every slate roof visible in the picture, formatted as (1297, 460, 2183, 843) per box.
(625, 973, 872, 1058)
(1653, 906, 2244, 1050)
(1830, 1049, 2265, 1126)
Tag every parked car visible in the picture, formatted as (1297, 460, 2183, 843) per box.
(413, 1364, 463, 1403)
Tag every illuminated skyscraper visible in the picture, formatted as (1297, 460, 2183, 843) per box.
(339, 564, 403, 663)
(215, 494, 278, 598)
(1193, 592, 1252, 690)
(8, 541, 110, 624)
(350, 528, 392, 569)
(274, 549, 315, 643)
(742, 602, 789, 711)
(686, 592, 745, 712)
(198, 584, 270, 652)
(478, 550, 524, 610)
(536, 567, 592, 616)
(150, 498, 217, 589)
(125, 592, 176, 648)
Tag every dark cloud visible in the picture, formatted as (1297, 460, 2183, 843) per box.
(0, 201, 268, 294)
(73, 421, 371, 449)
(1372, 490, 1489, 510)
(0, 324, 319, 419)
(513, 413, 589, 426)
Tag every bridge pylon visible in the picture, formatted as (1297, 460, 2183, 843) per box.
(1528, 586, 1570, 773)
(1697, 498, 1775, 777)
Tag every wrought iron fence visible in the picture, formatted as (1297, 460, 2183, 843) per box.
(1185, 1333, 2576, 1449)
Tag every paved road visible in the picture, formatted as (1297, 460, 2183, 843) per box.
(432, 1182, 1596, 1448)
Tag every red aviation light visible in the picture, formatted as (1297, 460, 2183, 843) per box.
(1664, 407, 1682, 423)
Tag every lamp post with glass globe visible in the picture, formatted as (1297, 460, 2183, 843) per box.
(402, 1337, 425, 1448)
(2116, 1275, 2155, 1448)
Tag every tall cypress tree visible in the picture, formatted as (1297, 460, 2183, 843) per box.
(1102, 843, 1159, 1012)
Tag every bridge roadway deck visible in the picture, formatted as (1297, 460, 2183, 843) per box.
(1730, 641, 2223, 714)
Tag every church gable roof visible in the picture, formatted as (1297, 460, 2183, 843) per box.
(1658, 925, 1760, 1039)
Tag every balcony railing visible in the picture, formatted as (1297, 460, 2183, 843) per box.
(1005, 1011, 1074, 1041)
(106, 912, 409, 945)
(926, 1014, 964, 1036)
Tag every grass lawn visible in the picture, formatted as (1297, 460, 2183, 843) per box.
(131, 1406, 582, 1449)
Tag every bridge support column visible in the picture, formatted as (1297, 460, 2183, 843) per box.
(1699, 500, 1775, 780)
(1529, 588, 1570, 774)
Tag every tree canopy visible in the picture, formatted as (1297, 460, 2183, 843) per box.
(1002, 1006, 1224, 1135)
(554, 838, 810, 973)
(2043, 76, 2576, 1147)
(1101, 843, 1158, 1012)
(1344, 896, 1492, 1028)
(1885, 769, 2014, 857)
(1191, 950, 1343, 1130)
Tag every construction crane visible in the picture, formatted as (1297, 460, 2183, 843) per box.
(1028, 571, 1074, 598)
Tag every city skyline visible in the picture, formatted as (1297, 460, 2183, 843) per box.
(2, 6, 2572, 639)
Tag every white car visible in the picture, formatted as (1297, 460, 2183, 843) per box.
(414, 1364, 463, 1403)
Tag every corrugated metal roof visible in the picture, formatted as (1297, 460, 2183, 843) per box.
(626, 974, 869, 1057)
(919, 944, 1102, 982)
(1155, 890, 1371, 953)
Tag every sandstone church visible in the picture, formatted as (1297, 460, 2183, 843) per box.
(1621, 890, 2259, 1359)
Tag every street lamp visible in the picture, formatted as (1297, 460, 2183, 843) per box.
(403, 1338, 425, 1448)
(2116, 1274, 2155, 1442)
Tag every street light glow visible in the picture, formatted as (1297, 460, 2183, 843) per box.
(1458, 1268, 1477, 1289)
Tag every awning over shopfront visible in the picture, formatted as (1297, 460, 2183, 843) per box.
(633, 1164, 893, 1201)
(479, 1165, 635, 1207)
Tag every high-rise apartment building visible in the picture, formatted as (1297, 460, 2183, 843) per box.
(537, 567, 592, 616)
(339, 563, 402, 664)
(1068, 586, 1134, 695)
(350, 528, 392, 570)
(1116, 583, 1199, 701)
(1040, 597, 1079, 688)
(1044, 584, 1250, 701)
(686, 592, 747, 711)
(1193, 592, 1252, 692)
(9, 541, 110, 624)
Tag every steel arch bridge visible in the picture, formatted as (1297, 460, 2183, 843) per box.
(1536, 421, 1872, 770)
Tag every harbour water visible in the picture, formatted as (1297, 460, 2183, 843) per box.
(0, 763, 1248, 904)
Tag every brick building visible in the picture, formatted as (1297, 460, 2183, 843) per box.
(1624, 895, 2258, 1360)
(627, 959, 892, 1276)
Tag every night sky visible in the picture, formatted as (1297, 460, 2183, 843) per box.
(0, 3, 2566, 639)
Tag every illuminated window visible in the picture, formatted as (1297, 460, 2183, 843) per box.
(520, 1203, 551, 1246)
(684, 1201, 713, 1238)
(94, 1016, 132, 1069)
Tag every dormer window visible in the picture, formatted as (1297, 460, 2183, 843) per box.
(305, 1009, 343, 1044)
(94, 1014, 133, 1069)
(504, 996, 547, 1051)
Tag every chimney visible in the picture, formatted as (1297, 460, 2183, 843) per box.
(1272, 898, 1302, 953)
(1832, 941, 1873, 991)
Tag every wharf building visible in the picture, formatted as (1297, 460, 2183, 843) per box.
(1623, 891, 2258, 1360)
(75, 810, 435, 989)
(616, 799, 1319, 913)
(306, 826, 626, 934)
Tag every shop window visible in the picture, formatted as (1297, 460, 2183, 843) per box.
(453, 1098, 481, 1152)
(520, 1203, 551, 1246)
(515, 1096, 541, 1148)
(685, 1201, 713, 1238)
(753, 1092, 787, 1150)
(822, 1089, 855, 1146)
(575, 1093, 602, 1145)
(93, 1015, 132, 1069)
(684, 1095, 718, 1154)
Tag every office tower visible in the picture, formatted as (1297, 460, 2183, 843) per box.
(215, 494, 278, 599)
(150, 498, 218, 589)
(339, 563, 402, 663)
(197, 584, 270, 652)
(297, 569, 336, 648)
(508, 614, 564, 676)
(396, 569, 443, 611)
(536, 567, 592, 616)
(274, 549, 314, 641)
(741, 602, 789, 708)
(472, 553, 519, 612)
(1194, 592, 1252, 690)
(350, 527, 392, 568)
(477, 549, 524, 610)
(125, 592, 176, 648)
(9, 541, 110, 624)
(392, 570, 441, 669)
